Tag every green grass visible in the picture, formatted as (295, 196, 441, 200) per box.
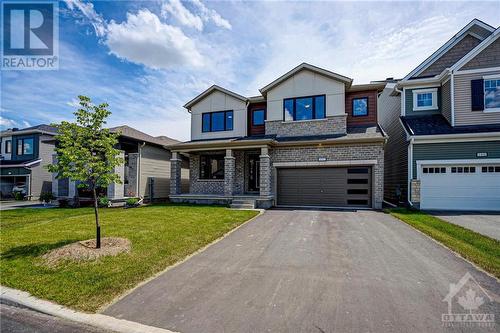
(389, 208, 500, 278)
(0, 204, 258, 312)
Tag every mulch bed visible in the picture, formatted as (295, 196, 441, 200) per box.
(42, 237, 131, 266)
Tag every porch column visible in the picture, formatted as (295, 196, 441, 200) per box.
(107, 150, 125, 199)
(224, 149, 235, 196)
(259, 147, 271, 196)
(170, 152, 182, 195)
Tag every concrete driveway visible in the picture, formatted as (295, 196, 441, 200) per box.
(104, 209, 500, 333)
(430, 211, 500, 240)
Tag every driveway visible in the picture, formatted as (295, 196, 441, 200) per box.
(430, 211, 500, 240)
(104, 209, 500, 333)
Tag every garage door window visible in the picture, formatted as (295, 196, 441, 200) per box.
(482, 166, 500, 173)
(451, 166, 476, 173)
(423, 167, 446, 174)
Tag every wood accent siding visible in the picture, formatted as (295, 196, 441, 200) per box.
(441, 80, 452, 124)
(248, 102, 266, 136)
(461, 38, 500, 71)
(454, 69, 500, 126)
(378, 87, 408, 203)
(345, 90, 378, 126)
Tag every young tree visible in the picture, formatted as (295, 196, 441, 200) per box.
(49, 96, 123, 248)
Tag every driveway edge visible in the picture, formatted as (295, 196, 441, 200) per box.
(0, 285, 178, 333)
(100, 209, 265, 312)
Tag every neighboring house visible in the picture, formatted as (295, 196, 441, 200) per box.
(0, 124, 57, 200)
(52, 125, 189, 203)
(169, 63, 387, 209)
(379, 19, 500, 211)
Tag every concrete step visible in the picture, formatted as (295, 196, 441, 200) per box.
(230, 203, 255, 209)
(231, 199, 256, 205)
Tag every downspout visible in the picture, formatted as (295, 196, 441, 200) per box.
(407, 137, 414, 206)
(450, 70, 455, 127)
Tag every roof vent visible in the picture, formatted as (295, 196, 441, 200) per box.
(386, 77, 394, 81)
(12, 128, 19, 131)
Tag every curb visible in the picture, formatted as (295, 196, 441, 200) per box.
(0, 286, 178, 333)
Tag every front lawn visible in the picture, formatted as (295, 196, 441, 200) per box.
(389, 208, 500, 278)
(0, 204, 258, 312)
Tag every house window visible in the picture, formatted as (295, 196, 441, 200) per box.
(352, 97, 368, 117)
(199, 155, 225, 179)
(5, 140, 11, 153)
(202, 111, 233, 132)
(283, 95, 326, 121)
(16, 138, 34, 155)
(252, 109, 265, 126)
(413, 88, 438, 111)
(484, 77, 500, 111)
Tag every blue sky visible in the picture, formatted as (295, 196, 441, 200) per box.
(1, 1, 499, 141)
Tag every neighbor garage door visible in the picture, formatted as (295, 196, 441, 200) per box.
(420, 164, 500, 211)
(277, 167, 371, 208)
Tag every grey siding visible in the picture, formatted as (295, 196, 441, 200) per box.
(412, 140, 500, 178)
(30, 135, 55, 199)
(139, 145, 172, 199)
(378, 87, 408, 203)
(441, 80, 452, 124)
(461, 38, 500, 71)
(454, 69, 500, 126)
(405, 87, 441, 116)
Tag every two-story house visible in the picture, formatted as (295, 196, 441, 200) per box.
(0, 124, 57, 200)
(169, 63, 387, 209)
(380, 19, 500, 211)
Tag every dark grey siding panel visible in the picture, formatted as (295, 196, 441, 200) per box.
(441, 80, 452, 124)
(378, 87, 408, 203)
(412, 140, 500, 178)
(405, 88, 441, 116)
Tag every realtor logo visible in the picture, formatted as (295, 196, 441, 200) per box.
(442, 272, 495, 328)
(1, 1, 59, 70)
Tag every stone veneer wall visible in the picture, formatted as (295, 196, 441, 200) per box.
(189, 153, 224, 194)
(410, 179, 421, 209)
(265, 115, 346, 137)
(270, 143, 385, 209)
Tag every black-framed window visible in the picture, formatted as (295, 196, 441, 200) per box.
(202, 111, 233, 132)
(283, 95, 325, 121)
(16, 138, 34, 155)
(352, 97, 368, 117)
(5, 140, 12, 154)
(199, 155, 225, 179)
(252, 109, 265, 126)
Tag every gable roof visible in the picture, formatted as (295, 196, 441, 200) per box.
(109, 125, 179, 146)
(402, 19, 495, 81)
(183, 85, 248, 110)
(450, 26, 500, 71)
(0, 124, 58, 137)
(259, 63, 353, 95)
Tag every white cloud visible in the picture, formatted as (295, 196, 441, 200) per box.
(0, 117, 18, 128)
(191, 0, 232, 30)
(64, 0, 106, 37)
(161, 0, 203, 31)
(22, 120, 31, 128)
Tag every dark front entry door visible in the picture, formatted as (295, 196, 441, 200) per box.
(247, 154, 260, 192)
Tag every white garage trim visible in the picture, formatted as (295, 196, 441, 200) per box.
(417, 158, 500, 177)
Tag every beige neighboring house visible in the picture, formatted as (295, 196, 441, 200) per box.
(52, 125, 189, 203)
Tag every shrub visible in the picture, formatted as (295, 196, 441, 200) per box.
(125, 197, 139, 207)
(12, 192, 24, 201)
(39, 191, 56, 203)
(98, 196, 110, 208)
(58, 199, 69, 208)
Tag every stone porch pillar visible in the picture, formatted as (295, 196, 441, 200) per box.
(224, 149, 235, 197)
(259, 147, 271, 196)
(107, 150, 125, 199)
(170, 152, 182, 195)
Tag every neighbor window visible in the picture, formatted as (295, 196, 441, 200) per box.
(252, 109, 265, 126)
(283, 95, 326, 121)
(202, 111, 233, 132)
(199, 155, 225, 179)
(5, 140, 11, 154)
(413, 88, 438, 111)
(352, 97, 368, 116)
(484, 77, 500, 111)
(16, 138, 34, 155)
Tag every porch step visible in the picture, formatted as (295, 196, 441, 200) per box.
(230, 199, 256, 209)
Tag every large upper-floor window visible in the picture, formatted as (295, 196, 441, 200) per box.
(16, 138, 34, 155)
(199, 155, 224, 179)
(484, 77, 500, 112)
(5, 140, 12, 154)
(283, 95, 325, 121)
(202, 111, 233, 132)
(413, 88, 438, 111)
(352, 97, 368, 117)
(252, 109, 265, 126)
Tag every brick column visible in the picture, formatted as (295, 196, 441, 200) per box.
(224, 149, 235, 197)
(170, 152, 182, 195)
(410, 179, 421, 209)
(259, 147, 271, 196)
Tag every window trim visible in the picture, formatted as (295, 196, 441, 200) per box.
(352, 97, 369, 117)
(5, 139, 12, 154)
(252, 109, 266, 126)
(483, 75, 500, 113)
(199, 154, 225, 180)
(16, 138, 34, 156)
(282, 94, 326, 121)
(201, 110, 234, 132)
(412, 88, 438, 111)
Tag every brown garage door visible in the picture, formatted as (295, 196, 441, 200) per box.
(277, 167, 371, 208)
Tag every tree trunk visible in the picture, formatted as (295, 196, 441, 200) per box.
(92, 186, 101, 249)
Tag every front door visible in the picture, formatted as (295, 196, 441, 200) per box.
(247, 154, 260, 192)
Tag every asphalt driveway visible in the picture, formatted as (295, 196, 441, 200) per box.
(430, 211, 500, 240)
(104, 209, 500, 333)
